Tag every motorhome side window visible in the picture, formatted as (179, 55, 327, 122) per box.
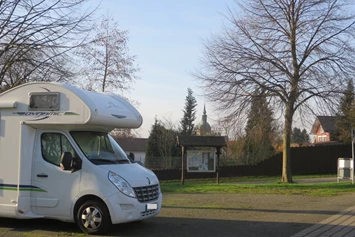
(29, 92, 60, 110)
(41, 133, 75, 166)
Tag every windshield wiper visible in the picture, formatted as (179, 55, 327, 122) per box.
(90, 159, 119, 164)
(115, 159, 130, 164)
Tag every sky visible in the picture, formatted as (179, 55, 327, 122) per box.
(94, 0, 236, 138)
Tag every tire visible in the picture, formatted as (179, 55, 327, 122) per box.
(76, 200, 111, 235)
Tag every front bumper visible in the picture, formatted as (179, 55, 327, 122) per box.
(104, 191, 162, 224)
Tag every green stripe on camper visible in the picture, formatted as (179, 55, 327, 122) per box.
(64, 112, 79, 116)
(0, 187, 47, 192)
(0, 184, 46, 192)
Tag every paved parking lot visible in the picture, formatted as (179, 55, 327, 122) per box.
(1, 191, 355, 237)
(291, 205, 355, 237)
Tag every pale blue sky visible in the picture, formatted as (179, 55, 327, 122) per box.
(95, 0, 236, 137)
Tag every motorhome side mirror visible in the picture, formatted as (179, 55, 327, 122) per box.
(60, 152, 73, 171)
(71, 157, 82, 173)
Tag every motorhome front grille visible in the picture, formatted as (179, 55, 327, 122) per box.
(133, 184, 159, 202)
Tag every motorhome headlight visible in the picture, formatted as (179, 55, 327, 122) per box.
(108, 172, 136, 198)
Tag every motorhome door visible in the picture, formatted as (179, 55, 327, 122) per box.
(32, 130, 81, 218)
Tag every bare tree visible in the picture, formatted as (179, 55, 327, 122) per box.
(214, 117, 245, 141)
(76, 15, 139, 93)
(0, 0, 95, 89)
(194, 0, 355, 182)
(110, 128, 140, 139)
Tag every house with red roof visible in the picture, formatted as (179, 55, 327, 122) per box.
(311, 116, 337, 143)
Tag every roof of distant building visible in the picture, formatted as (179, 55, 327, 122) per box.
(115, 138, 148, 152)
(311, 116, 337, 134)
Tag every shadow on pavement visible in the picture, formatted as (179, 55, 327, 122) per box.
(0, 216, 322, 237)
(0, 218, 79, 235)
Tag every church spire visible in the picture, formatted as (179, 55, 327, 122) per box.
(202, 104, 207, 123)
(197, 104, 211, 136)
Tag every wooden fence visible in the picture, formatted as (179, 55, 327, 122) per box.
(152, 143, 352, 181)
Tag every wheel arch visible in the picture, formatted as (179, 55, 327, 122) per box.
(73, 194, 112, 224)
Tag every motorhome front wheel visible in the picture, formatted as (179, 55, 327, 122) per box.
(76, 200, 111, 234)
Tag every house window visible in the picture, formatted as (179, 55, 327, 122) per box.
(318, 135, 327, 142)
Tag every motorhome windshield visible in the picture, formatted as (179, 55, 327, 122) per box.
(70, 131, 130, 165)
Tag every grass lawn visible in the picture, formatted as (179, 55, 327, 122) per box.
(160, 175, 355, 196)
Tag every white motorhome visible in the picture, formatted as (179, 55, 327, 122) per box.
(0, 82, 162, 234)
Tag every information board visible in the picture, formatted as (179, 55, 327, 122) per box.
(187, 150, 215, 172)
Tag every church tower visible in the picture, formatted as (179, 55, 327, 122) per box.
(197, 104, 211, 136)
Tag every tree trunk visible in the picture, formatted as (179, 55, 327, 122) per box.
(282, 105, 294, 183)
(102, 41, 109, 92)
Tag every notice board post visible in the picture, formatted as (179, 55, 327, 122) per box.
(181, 146, 185, 185)
(216, 147, 221, 184)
